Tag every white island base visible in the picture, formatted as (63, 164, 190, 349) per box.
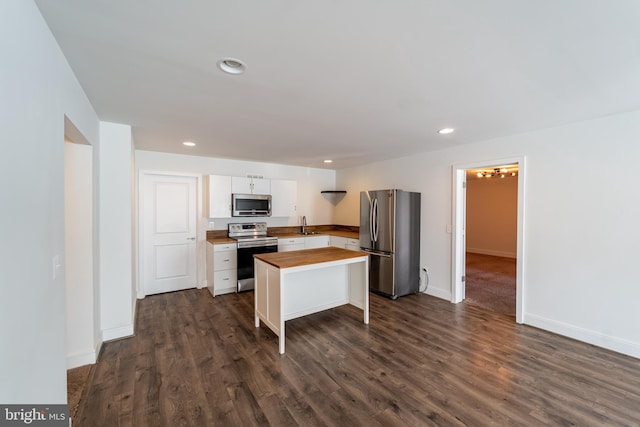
(254, 247, 369, 354)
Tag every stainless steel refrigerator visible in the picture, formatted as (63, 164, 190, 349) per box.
(360, 189, 421, 299)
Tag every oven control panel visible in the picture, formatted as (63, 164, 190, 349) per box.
(228, 222, 268, 237)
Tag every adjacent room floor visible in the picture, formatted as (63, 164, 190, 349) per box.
(464, 252, 516, 317)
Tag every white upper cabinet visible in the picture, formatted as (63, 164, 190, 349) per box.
(207, 175, 297, 218)
(232, 176, 270, 194)
(208, 175, 232, 218)
(271, 179, 297, 217)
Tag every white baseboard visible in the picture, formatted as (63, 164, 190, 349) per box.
(467, 248, 516, 258)
(66, 337, 103, 369)
(525, 313, 640, 359)
(102, 324, 134, 342)
(66, 349, 96, 369)
(423, 285, 451, 301)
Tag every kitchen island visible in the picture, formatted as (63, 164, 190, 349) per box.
(253, 247, 369, 354)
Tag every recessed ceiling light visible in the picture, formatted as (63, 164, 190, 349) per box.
(217, 58, 246, 75)
(182, 141, 196, 147)
(323, 160, 333, 163)
(438, 128, 455, 135)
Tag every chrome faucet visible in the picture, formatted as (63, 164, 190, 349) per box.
(301, 215, 307, 234)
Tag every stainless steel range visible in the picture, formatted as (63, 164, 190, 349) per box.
(228, 222, 278, 292)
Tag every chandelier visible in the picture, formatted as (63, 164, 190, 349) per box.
(476, 167, 517, 179)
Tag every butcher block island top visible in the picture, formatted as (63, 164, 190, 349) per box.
(254, 247, 366, 269)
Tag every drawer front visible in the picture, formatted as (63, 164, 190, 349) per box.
(213, 269, 237, 290)
(213, 251, 237, 270)
(347, 239, 360, 247)
(214, 242, 237, 252)
(278, 243, 305, 252)
(278, 237, 304, 245)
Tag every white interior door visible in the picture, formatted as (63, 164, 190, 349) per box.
(142, 173, 197, 295)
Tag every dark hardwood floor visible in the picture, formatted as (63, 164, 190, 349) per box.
(74, 289, 640, 426)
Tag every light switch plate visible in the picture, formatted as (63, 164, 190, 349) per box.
(52, 255, 61, 280)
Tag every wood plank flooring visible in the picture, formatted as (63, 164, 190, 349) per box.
(74, 289, 640, 426)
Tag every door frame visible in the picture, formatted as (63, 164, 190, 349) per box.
(137, 170, 204, 298)
(451, 156, 526, 323)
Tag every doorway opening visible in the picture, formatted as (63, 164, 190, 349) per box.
(63, 115, 99, 368)
(452, 157, 526, 323)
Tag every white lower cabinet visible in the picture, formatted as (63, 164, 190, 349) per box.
(304, 235, 330, 249)
(206, 242, 237, 296)
(278, 237, 305, 252)
(330, 236, 360, 251)
(346, 238, 361, 251)
(330, 236, 347, 248)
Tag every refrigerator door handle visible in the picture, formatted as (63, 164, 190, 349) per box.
(369, 198, 374, 243)
(361, 248, 392, 258)
(372, 197, 378, 243)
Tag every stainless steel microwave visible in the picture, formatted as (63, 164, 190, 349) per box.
(232, 193, 272, 217)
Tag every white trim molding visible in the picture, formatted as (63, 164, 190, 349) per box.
(525, 314, 640, 359)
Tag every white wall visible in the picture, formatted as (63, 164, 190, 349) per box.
(466, 176, 518, 258)
(336, 110, 640, 358)
(135, 150, 337, 228)
(99, 122, 135, 341)
(0, 0, 99, 403)
(64, 142, 97, 368)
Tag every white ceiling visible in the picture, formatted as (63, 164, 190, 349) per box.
(36, 1, 640, 169)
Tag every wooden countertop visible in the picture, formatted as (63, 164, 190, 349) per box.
(207, 237, 236, 244)
(254, 247, 367, 269)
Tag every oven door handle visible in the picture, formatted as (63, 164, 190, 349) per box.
(237, 241, 278, 249)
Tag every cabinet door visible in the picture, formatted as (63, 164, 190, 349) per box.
(231, 177, 252, 194)
(231, 177, 270, 194)
(271, 179, 297, 217)
(278, 237, 305, 252)
(278, 243, 305, 252)
(208, 175, 232, 218)
(305, 235, 330, 249)
(330, 236, 347, 248)
(251, 178, 270, 194)
(346, 238, 361, 251)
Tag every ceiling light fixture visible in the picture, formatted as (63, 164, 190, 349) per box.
(217, 58, 246, 75)
(438, 128, 455, 135)
(475, 167, 518, 179)
(182, 141, 196, 147)
(323, 160, 333, 163)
